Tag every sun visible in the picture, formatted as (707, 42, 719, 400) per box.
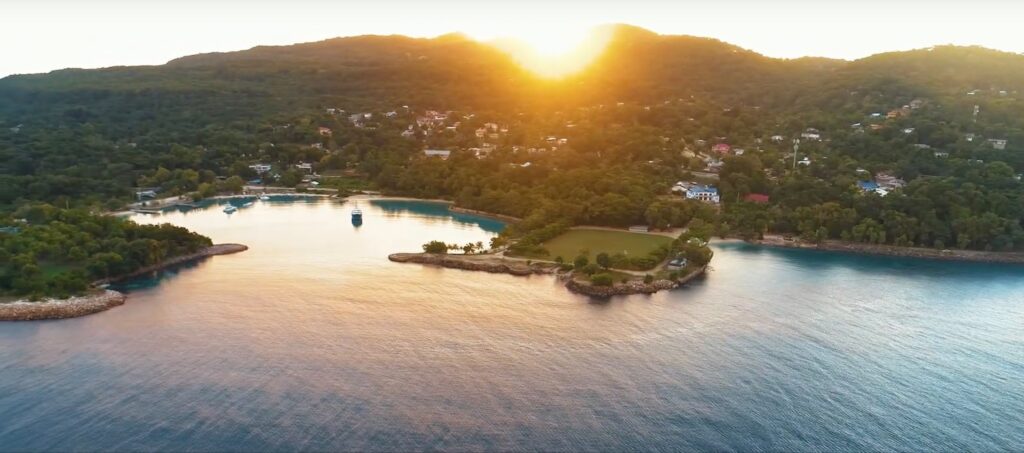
(515, 28, 591, 57)
(484, 26, 613, 78)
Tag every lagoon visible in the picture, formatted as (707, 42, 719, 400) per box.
(1, 198, 1022, 451)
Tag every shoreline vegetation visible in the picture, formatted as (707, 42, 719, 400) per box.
(388, 252, 706, 297)
(0, 244, 248, 321)
(743, 235, 1024, 264)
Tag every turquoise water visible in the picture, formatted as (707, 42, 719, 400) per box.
(1, 199, 1022, 451)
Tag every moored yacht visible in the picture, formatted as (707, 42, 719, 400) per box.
(223, 205, 238, 213)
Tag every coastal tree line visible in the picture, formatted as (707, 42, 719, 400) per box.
(0, 206, 212, 299)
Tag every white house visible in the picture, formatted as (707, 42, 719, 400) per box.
(988, 139, 1008, 150)
(249, 164, 272, 174)
(685, 185, 720, 204)
(424, 149, 451, 159)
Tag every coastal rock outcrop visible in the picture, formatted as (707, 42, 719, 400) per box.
(2, 243, 250, 321)
(389, 252, 707, 297)
(564, 278, 678, 297)
(0, 290, 126, 321)
(388, 253, 556, 275)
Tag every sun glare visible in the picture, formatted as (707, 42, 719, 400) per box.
(485, 27, 613, 79)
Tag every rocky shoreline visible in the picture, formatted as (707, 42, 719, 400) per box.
(0, 290, 127, 321)
(93, 243, 249, 285)
(562, 266, 706, 297)
(749, 236, 1024, 264)
(388, 253, 558, 276)
(446, 206, 522, 223)
(388, 253, 706, 297)
(1, 244, 249, 321)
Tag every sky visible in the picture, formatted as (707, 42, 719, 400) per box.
(2, 0, 1023, 77)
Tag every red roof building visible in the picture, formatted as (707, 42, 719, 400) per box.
(712, 143, 731, 154)
(744, 193, 770, 204)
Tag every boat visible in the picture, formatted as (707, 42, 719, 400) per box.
(242, 201, 255, 208)
(259, 194, 270, 201)
(223, 205, 238, 213)
(351, 208, 363, 221)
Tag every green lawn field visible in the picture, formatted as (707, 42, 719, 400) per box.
(540, 228, 672, 261)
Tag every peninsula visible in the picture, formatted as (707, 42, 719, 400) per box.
(0, 243, 248, 321)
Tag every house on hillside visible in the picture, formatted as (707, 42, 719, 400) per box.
(743, 193, 770, 204)
(249, 164, 272, 174)
(318, 127, 333, 137)
(857, 180, 879, 192)
(424, 149, 451, 159)
(988, 139, 1008, 150)
(876, 173, 907, 190)
(685, 185, 720, 204)
(712, 143, 731, 154)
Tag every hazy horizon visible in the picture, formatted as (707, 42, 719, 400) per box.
(3, 0, 1024, 78)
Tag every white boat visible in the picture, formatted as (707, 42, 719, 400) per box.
(223, 205, 238, 213)
(259, 194, 271, 201)
(242, 201, 255, 208)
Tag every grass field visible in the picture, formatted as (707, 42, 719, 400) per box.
(539, 228, 673, 261)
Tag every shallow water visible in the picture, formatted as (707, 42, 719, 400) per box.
(1, 198, 1022, 451)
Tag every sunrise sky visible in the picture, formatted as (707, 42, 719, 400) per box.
(3, 0, 1023, 77)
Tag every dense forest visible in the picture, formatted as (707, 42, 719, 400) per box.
(0, 206, 212, 299)
(3, 24, 1024, 289)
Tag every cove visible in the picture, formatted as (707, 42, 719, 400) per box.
(0, 198, 1022, 451)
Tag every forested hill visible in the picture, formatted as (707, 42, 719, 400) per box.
(6, 26, 1024, 297)
(3, 25, 1024, 114)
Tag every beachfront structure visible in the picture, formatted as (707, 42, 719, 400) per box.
(667, 257, 688, 270)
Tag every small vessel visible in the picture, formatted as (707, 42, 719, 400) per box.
(223, 205, 238, 213)
(242, 201, 255, 208)
(259, 194, 271, 201)
(351, 208, 363, 221)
